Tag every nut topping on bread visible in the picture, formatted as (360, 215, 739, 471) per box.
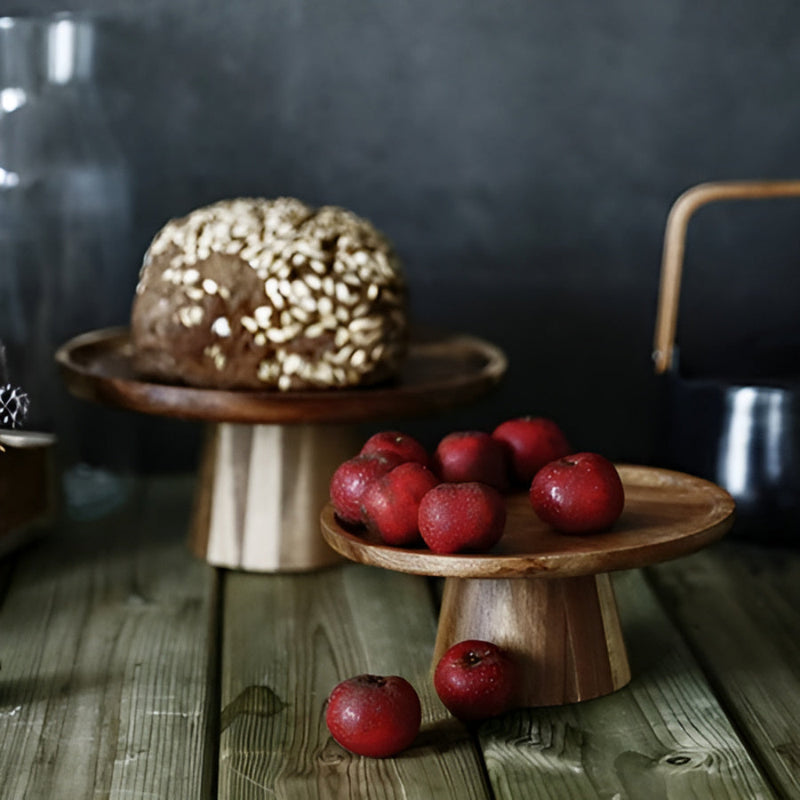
(131, 197, 408, 390)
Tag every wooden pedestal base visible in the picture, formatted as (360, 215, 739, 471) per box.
(433, 574, 632, 707)
(190, 422, 360, 572)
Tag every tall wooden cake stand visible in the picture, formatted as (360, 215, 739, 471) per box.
(321, 466, 735, 707)
(56, 327, 507, 572)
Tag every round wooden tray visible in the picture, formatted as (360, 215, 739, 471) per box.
(320, 465, 736, 579)
(56, 327, 507, 424)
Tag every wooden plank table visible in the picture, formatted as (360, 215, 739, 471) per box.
(0, 475, 797, 799)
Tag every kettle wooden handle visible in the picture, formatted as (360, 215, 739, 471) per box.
(652, 179, 800, 374)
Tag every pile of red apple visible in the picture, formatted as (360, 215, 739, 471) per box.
(329, 417, 625, 552)
(325, 417, 627, 758)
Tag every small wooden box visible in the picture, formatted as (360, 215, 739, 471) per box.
(0, 431, 57, 556)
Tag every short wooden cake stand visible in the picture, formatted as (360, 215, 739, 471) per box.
(56, 327, 507, 573)
(321, 465, 735, 707)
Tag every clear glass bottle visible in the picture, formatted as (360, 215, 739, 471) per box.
(0, 12, 137, 519)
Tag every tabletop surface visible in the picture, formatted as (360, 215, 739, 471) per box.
(0, 475, 798, 799)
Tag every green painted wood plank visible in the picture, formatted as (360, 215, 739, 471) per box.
(219, 563, 489, 799)
(0, 476, 218, 800)
(648, 543, 800, 799)
(475, 569, 775, 800)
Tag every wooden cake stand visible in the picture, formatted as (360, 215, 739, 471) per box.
(56, 327, 507, 572)
(321, 465, 735, 707)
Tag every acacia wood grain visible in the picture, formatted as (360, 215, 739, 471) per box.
(648, 543, 800, 799)
(321, 465, 736, 579)
(0, 476, 218, 800)
(653, 179, 800, 375)
(475, 569, 777, 799)
(433, 574, 631, 707)
(219, 563, 490, 799)
(190, 421, 359, 571)
(56, 326, 507, 424)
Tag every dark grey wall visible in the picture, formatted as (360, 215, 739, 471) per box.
(17, 0, 800, 466)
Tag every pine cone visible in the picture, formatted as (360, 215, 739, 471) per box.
(0, 384, 30, 429)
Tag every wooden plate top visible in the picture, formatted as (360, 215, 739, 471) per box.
(56, 327, 506, 424)
(320, 465, 736, 579)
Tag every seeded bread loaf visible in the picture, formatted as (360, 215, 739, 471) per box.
(130, 197, 408, 390)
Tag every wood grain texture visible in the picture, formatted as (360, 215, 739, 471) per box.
(433, 574, 631, 707)
(648, 543, 800, 799)
(190, 421, 359, 571)
(321, 465, 735, 579)
(56, 326, 507, 424)
(218, 563, 490, 799)
(653, 179, 800, 375)
(0, 476, 218, 800)
(475, 569, 776, 800)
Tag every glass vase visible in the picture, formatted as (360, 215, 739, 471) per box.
(0, 12, 137, 519)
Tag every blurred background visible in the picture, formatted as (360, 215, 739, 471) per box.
(7, 0, 800, 472)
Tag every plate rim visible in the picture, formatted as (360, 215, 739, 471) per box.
(320, 464, 736, 579)
(56, 326, 508, 424)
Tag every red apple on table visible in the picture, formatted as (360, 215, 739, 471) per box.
(329, 452, 404, 526)
(434, 640, 517, 721)
(360, 430, 432, 470)
(529, 452, 625, 534)
(360, 462, 440, 546)
(492, 416, 571, 485)
(325, 674, 422, 758)
(432, 430, 510, 491)
(418, 481, 506, 554)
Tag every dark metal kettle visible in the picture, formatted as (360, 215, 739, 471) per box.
(653, 180, 800, 545)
